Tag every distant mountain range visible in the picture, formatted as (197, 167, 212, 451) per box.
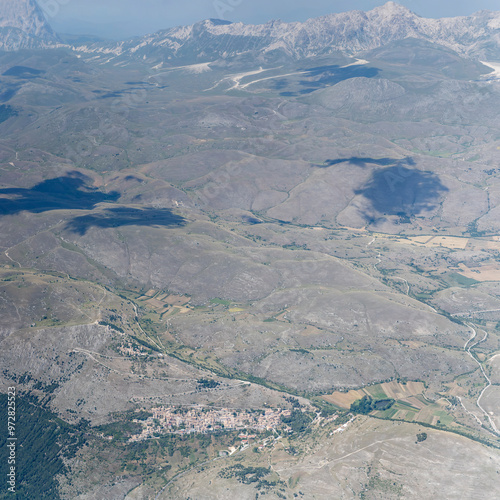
(1, 1, 500, 63)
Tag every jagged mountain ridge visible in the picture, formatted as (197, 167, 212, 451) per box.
(0, 2, 499, 63)
(0, 0, 58, 50)
(69, 2, 500, 65)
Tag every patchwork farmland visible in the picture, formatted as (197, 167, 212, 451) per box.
(322, 381, 456, 427)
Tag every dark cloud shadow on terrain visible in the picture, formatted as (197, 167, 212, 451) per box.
(0, 86, 20, 103)
(0, 172, 186, 235)
(0, 104, 17, 122)
(355, 165, 449, 218)
(319, 157, 416, 168)
(2, 66, 45, 79)
(0, 172, 120, 215)
(278, 63, 380, 96)
(66, 207, 187, 235)
(299, 64, 380, 86)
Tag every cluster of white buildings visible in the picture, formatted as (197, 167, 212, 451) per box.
(131, 406, 291, 440)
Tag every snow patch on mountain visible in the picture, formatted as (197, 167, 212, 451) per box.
(480, 61, 500, 80)
(488, 15, 500, 29)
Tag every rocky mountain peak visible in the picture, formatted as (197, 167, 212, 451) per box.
(372, 1, 414, 16)
(0, 0, 56, 39)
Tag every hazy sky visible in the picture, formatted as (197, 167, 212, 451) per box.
(43, 0, 500, 40)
